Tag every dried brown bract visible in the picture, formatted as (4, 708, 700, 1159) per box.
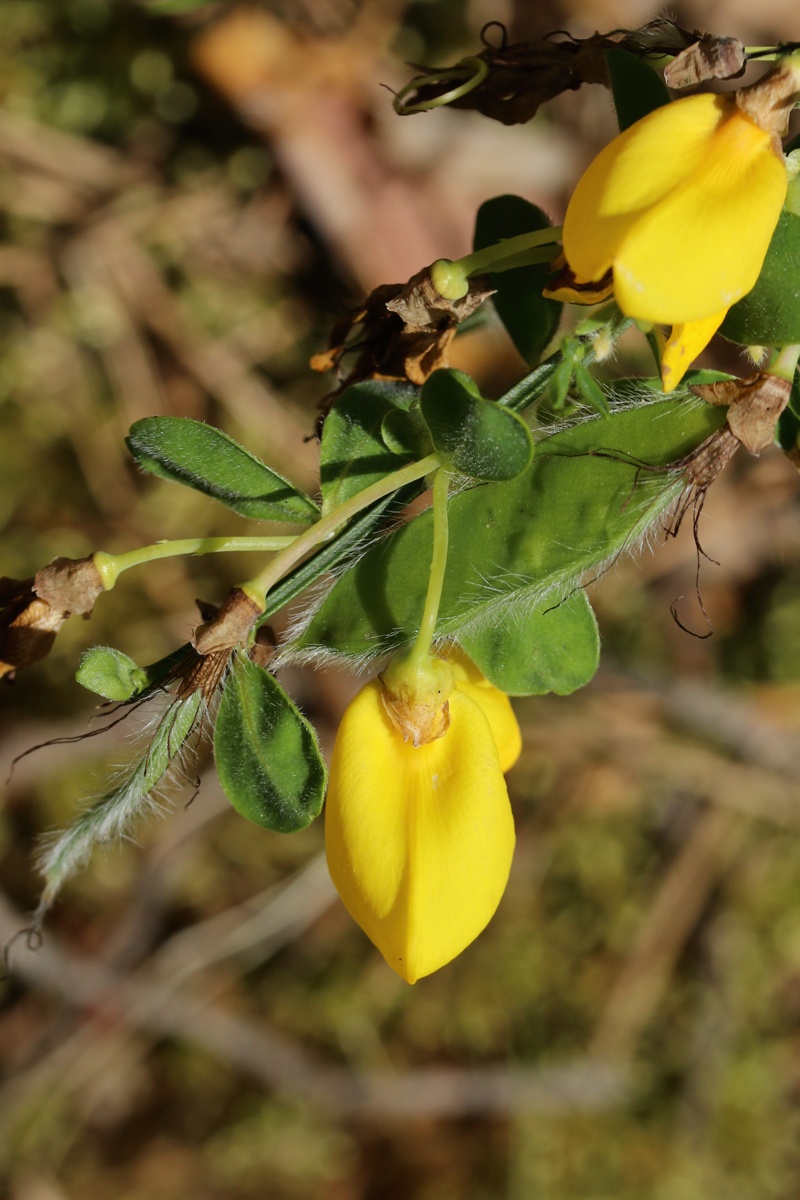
(311, 266, 492, 411)
(192, 587, 263, 658)
(0, 556, 105, 680)
(663, 35, 746, 89)
(692, 372, 792, 455)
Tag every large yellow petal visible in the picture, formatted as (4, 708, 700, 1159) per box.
(447, 648, 522, 773)
(660, 308, 729, 393)
(325, 681, 515, 983)
(613, 109, 787, 323)
(563, 94, 730, 284)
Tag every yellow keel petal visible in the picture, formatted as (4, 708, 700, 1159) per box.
(660, 308, 728, 392)
(325, 681, 515, 983)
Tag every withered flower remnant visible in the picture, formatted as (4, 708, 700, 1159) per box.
(310, 265, 493, 414)
(0, 557, 105, 680)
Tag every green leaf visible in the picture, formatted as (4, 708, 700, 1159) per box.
(319, 381, 418, 514)
(720, 212, 800, 347)
(473, 195, 562, 365)
(76, 646, 148, 701)
(420, 369, 534, 480)
(381, 405, 433, 459)
(215, 654, 327, 833)
(296, 393, 727, 663)
(459, 592, 599, 696)
(126, 418, 318, 523)
(606, 48, 671, 131)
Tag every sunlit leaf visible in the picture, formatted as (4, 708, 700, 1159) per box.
(215, 654, 326, 833)
(126, 417, 318, 523)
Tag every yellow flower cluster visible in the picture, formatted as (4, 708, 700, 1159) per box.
(325, 650, 520, 983)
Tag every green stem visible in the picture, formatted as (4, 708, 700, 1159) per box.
(239, 453, 442, 608)
(432, 226, 563, 300)
(95, 535, 297, 590)
(767, 343, 800, 381)
(406, 465, 451, 667)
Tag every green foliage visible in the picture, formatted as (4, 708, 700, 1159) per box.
(419, 369, 534, 480)
(459, 593, 599, 696)
(126, 417, 319, 523)
(296, 394, 727, 667)
(606, 47, 671, 131)
(76, 645, 148, 700)
(473, 195, 562, 364)
(720, 211, 800, 346)
(214, 653, 327, 833)
(319, 381, 418, 514)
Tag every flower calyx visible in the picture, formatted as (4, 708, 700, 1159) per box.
(736, 56, 800, 137)
(379, 650, 455, 747)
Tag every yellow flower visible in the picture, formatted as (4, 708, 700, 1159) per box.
(558, 93, 787, 392)
(325, 657, 519, 983)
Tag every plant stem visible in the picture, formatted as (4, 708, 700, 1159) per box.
(432, 226, 563, 300)
(239, 453, 442, 608)
(94, 535, 298, 590)
(767, 343, 800, 381)
(393, 56, 488, 114)
(406, 465, 451, 667)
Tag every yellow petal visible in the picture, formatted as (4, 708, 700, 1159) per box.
(564, 94, 731, 285)
(613, 109, 786, 323)
(660, 308, 729, 393)
(563, 93, 787, 326)
(325, 681, 515, 983)
(447, 648, 522, 773)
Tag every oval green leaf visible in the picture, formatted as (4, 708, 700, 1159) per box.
(473, 195, 562, 365)
(76, 646, 148, 701)
(720, 211, 800, 347)
(459, 592, 599, 696)
(319, 381, 418, 514)
(126, 417, 318, 523)
(420, 369, 534, 480)
(215, 654, 327, 833)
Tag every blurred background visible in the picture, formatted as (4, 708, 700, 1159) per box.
(3, 1, 800, 1197)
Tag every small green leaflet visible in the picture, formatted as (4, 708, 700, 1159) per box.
(126, 417, 319, 523)
(721, 212, 800, 347)
(473, 195, 562, 366)
(76, 646, 148, 701)
(420, 369, 534, 481)
(606, 47, 671, 132)
(215, 654, 327, 833)
(319, 380, 418, 514)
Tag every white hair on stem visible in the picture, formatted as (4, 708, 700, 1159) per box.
(34, 690, 207, 923)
